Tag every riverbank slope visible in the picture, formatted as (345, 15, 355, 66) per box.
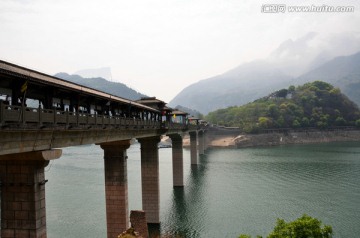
(197, 127, 360, 148)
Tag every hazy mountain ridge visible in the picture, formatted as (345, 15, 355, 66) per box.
(205, 81, 360, 131)
(294, 51, 360, 107)
(54, 73, 147, 100)
(74, 67, 112, 81)
(169, 32, 360, 114)
(170, 61, 292, 114)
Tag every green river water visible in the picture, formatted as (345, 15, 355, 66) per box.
(45, 141, 360, 237)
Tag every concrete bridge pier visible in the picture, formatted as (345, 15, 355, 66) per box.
(198, 131, 205, 155)
(169, 134, 184, 187)
(189, 131, 198, 165)
(138, 136, 161, 224)
(204, 131, 209, 152)
(0, 150, 62, 238)
(99, 140, 131, 238)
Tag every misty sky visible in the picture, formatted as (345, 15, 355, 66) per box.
(1, 0, 360, 102)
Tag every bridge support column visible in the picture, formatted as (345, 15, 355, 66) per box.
(0, 150, 62, 238)
(189, 131, 198, 165)
(138, 136, 161, 224)
(198, 131, 205, 155)
(100, 140, 131, 238)
(169, 134, 184, 187)
(204, 131, 209, 151)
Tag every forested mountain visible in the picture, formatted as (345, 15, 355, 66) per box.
(55, 73, 147, 100)
(205, 81, 360, 133)
(169, 33, 360, 114)
(293, 51, 360, 107)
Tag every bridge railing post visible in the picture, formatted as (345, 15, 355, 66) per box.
(124, 118, 128, 128)
(117, 116, 120, 128)
(86, 112, 89, 125)
(21, 104, 26, 125)
(66, 109, 69, 127)
(38, 105, 43, 126)
(0, 101, 3, 126)
(54, 108, 57, 125)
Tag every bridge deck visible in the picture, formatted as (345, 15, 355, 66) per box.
(0, 60, 198, 156)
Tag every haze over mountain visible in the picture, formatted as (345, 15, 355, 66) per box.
(266, 32, 360, 76)
(74, 67, 113, 81)
(294, 51, 360, 107)
(55, 73, 147, 100)
(169, 32, 360, 114)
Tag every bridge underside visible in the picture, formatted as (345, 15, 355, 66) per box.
(0, 128, 183, 156)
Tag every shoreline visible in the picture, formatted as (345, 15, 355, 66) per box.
(235, 129, 360, 148)
(193, 128, 360, 149)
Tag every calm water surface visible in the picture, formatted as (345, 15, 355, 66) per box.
(45, 142, 360, 237)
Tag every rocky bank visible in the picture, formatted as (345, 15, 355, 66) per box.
(236, 129, 360, 147)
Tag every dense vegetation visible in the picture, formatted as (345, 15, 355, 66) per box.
(206, 81, 360, 133)
(239, 214, 332, 238)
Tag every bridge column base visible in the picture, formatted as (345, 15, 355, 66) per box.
(0, 150, 62, 238)
(169, 134, 184, 187)
(100, 140, 131, 238)
(198, 131, 205, 155)
(189, 131, 198, 165)
(138, 136, 161, 224)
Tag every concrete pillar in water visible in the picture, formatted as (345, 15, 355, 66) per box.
(189, 131, 198, 165)
(0, 149, 62, 238)
(203, 131, 209, 151)
(169, 134, 184, 187)
(100, 140, 131, 238)
(198, 130, 205, 155)
(138, 136, 161, 224)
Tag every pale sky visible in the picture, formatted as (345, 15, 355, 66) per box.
(1, 0, 360, 102)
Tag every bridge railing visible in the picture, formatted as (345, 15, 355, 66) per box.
(0, 102, 189, 131)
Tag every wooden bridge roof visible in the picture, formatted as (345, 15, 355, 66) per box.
(0, 60, 159, 113)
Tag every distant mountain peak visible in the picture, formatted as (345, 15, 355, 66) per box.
(74, 67, 112, 81)
(169, 32, 360, 115)
(54, 73, 147, 101)
(266, 31, 360, 77)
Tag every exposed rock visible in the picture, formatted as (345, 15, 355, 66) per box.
(234, 129, 360, 148)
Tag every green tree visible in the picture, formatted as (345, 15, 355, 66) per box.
(335, 117, 346, 126)
(292, 119, 301, 128)
(301, 117, 310, 127)
(356, 119, 360, 128)
(268, 214, 332, 238)
(276, 89, 288, 98)
(268, 104, 280, 119)
(258, 117, 272, 128)
(288, 85, 296, 93)
(238, 214, 332, 238)
(239, 235, 251, 238)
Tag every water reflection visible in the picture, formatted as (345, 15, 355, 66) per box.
(162, 155, 209, 237)
(45, 142, 360, 238)
(160, 143, 360, 238)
